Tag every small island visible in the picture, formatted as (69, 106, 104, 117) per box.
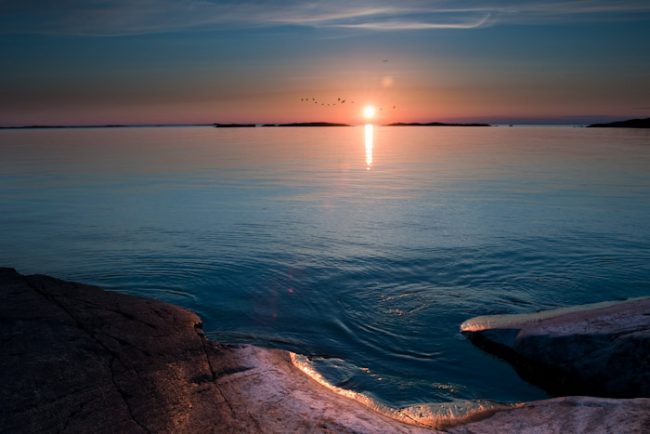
(0, 124, 130, 129)
(263, 122, 349, 127)
(587, 118, 650, 128)
(0, 123, 212, 129)
(388, 122, 491, 127)
(213, 122, 350, 128)
(214, 123, 257, 128)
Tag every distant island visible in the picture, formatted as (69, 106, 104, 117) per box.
(0, 124, 133, 129)
(0, 122, 351, 129)
(214, 123, 257, 128)
(213, 122, 350, 128)
(388, 122, 491, 127)
(587, 118, 650, 128)
(0, 124, 211, 129)
(263, 122, 349, 127)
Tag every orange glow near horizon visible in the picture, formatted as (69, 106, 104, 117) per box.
(7, 84, 643, 126)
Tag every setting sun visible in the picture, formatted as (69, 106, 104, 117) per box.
(362, 105, 376, 120)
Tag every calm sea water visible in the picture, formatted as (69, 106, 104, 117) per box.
(1, 126, 649, 406)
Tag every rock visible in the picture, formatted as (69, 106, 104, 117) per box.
(460, 297, 650, 398)
(2, 267, 648, 433)
(448, 396, 650, 434)
(0, 267, 438, 433)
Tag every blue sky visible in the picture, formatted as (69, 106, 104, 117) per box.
(1, 1, 649, 125)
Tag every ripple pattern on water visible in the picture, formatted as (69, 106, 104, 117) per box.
(1, 126, 649, 405)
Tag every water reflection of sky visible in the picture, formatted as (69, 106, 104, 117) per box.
(1, 126, 650, 406)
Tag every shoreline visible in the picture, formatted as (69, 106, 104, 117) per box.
(461, 296, 650, 398)
(1, 267, 648, 433)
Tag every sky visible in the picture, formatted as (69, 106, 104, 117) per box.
(1, 0, 650, 125)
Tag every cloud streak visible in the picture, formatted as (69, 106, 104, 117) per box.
(1, 0, 649, 36)
(333, 14, 492, 31)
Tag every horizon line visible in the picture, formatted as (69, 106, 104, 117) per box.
(2, 116, 647, 129)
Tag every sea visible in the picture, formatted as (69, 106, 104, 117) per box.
(1, 125, 649, 406)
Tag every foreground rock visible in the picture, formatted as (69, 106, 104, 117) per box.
(461, 297, 650, 398)
(0, 268, 438, 433)
(447, 396, 650, 434)
(1, 268, 648, 433)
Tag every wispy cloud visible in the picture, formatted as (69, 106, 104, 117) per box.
(333, 14, 492, 31)
(1, 1, 649, 36)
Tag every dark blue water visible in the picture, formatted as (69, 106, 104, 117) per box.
(1, 126, 649, 406)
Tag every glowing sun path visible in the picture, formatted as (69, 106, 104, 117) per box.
(364, 124, 373, 170)
(362, 105, 375, 170)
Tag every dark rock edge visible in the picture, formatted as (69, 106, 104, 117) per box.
(2, 267, 648, 433)
(460, 297, 650, 398)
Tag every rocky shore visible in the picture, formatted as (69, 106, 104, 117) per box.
(1, 267, 648, 433)
(460, 297, 650, 397)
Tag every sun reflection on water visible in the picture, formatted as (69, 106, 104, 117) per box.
(364, 123, 374, 170)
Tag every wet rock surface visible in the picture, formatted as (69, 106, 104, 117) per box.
(461, 297, 650, 398)
(2, 267, 648, 433)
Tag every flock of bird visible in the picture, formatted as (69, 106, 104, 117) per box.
(299, 97, 396, 111)
(299, 97, 354, 107)
(297, 59, 397, 111)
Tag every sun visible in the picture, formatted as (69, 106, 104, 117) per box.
(362, 105, 376, 121)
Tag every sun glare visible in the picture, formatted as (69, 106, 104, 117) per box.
(364, 124, 374, 170)
(362, 105, 376, 120)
